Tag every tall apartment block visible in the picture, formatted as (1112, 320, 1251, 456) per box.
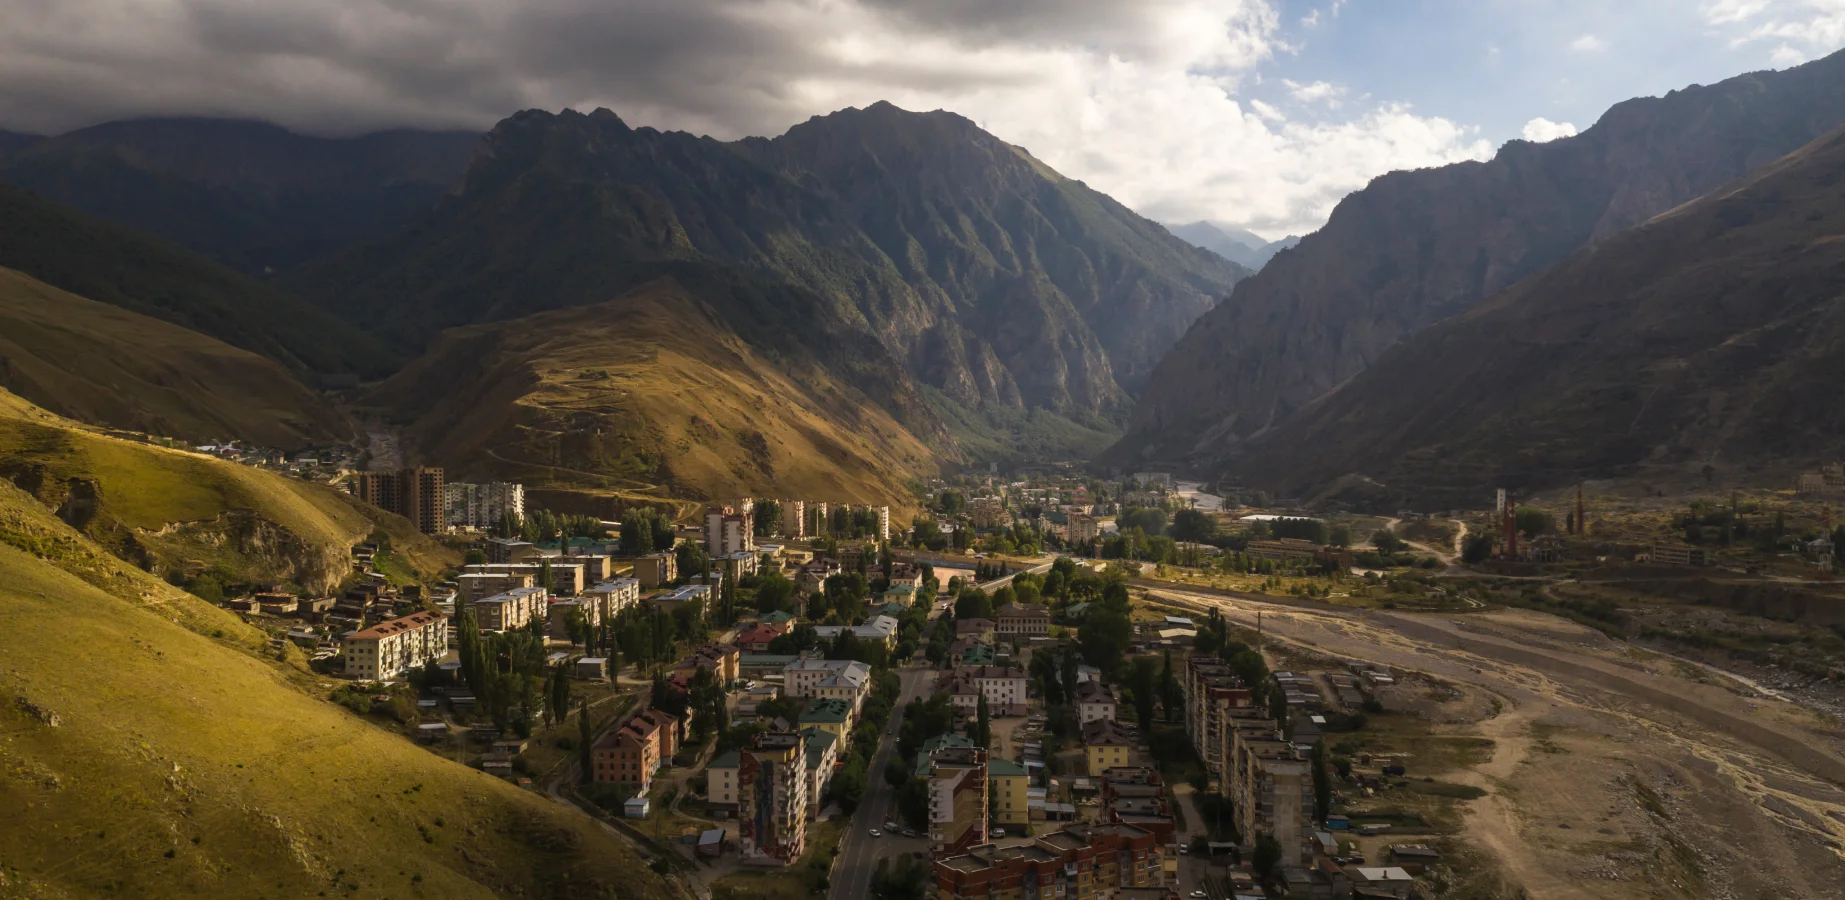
(444, 481, 524, 528)
(353, 467, 445, 535)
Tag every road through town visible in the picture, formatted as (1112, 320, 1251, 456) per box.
(828, 665, 934, 900)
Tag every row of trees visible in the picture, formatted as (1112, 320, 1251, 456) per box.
(489, 509, 606, 544)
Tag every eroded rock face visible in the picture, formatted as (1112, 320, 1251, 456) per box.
(1116, 48, 1845, 469)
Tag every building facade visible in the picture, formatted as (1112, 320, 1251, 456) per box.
(444, 481, 525, 529)
(927, 747, 989, 857)
(706, 505, 755, 557)
(353, 467, 445, 535)
(473, 586, 549, 632)
(738, 731, 809, 864)
(343, 611, 448, 680)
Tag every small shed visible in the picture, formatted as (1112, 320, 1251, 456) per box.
(624, 797, 651, 819)
(576, 657, 609, 680)
(696, 828, 725, 857)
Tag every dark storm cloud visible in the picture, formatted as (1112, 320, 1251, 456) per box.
(0, 0, 1196, 138)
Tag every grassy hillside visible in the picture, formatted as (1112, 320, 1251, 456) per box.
(370, 277, 938, 518)
(1238, 124, 1845, 504)
(0, 391, 452, 592)
(0, 183, 390, 378)
(0, 477, 678, 899)
(0, 265, 347, 447)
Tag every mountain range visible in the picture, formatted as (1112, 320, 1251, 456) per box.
(1113, 48, 1845, 478)
(1235, 123, 1845, 505)
(1167, 220, 1300, 270)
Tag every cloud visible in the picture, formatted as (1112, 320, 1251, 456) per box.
(0, 0, 1491, 236)
(1569, 34, 1607, 52)
(1283, 78, 1345, 105)
(1521, 117, 1579, 142)
(1703, 0, 1845, 57)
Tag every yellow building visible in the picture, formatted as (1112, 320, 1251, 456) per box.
(798, 698, 854, 746)
(1082, 718, 1135, 776)
(988, 758, 1030, 827)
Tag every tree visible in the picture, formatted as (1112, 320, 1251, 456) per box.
(1170, 508, 1217, 543)
(1327, 525, 1353, 548)
(1128, 655, 1157, 734)
(754, 499, 781, 538)
(954, 587, 994, 621)
(464, 548, 488, 565)
(1515, 507, 1555, 539)
(976, 693, 991, 749)
(1252, 835, 1282, 881)
(884, 756, 911, 788)
(1370, 527, 1404, 554)
(674, 541, 709, 585)
(1158, 651, 1182, 724)
(1079, 606, 1133, 674)
(1311, 740, 1331, 823)
(1461, 533, 1496, 564)
(755, 570, 798, 614)
(578, 700, 593, 783)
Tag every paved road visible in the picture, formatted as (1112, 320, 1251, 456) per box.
(829, 665, 935, 900)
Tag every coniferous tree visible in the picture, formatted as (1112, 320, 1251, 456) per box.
(578, 700, 593, 783)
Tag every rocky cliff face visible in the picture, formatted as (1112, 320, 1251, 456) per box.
(1234, 124, 1845, 504)
(1114, 48, 1845, 467)
(300, 102, 1244, 434)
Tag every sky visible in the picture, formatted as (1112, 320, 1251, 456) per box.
(2, 1, 1843, 240)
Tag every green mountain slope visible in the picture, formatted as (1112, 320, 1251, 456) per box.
(1235, 125, 1845, 504)
(0, 472, 676, 900)
(1116, 47, 1845, 468)
(295, 103, 1243, 455)
(0, 265, 347, 447)
(371, 275, 940, 515)
(0, 118, 478, 273)
(0, 391, 452, 593)
(0, 183, 390, 378)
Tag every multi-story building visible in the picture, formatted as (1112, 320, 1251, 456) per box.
(1099, 767, 1175, 845)
(1649, 544, 1709, 566)
(460, 562, 586, 597)
(995, 603, 1051, 637)
(970, 497, 1007, 530)
(801, 726, 838, 813)
(1082, 718, 1136, 776)
(780, 500, 806, 539)
(705, 505, 754, 557)
(720, 550, 759, 582)
(989, 758, 1030, 828)
(1228, 718, 1314, 868)
(633, 552, 677, 588)
(737, 731, 809, 864)
(948, 665, 1028, 716)
(472, 586, 549, 632)
(1183, 656, 1254, 784)
(484, 537, 542, 564)
(679, 642, 741, 684)
(546, 598, 600, 640)
(927, 747, 989, 857)
(443, 481, 524, 529)
(805, 501, 830, 537)
(457, 571, 535, 605)
(342, 611, 448, 680)
(1076, 680, 1119, 724)
(592, 714, 661, 794)
(862, 504, 891, 542)
(582, 578, 642, 620)
(933, 824, 1163, 900)
(559, 553, 612, 582)
(352, 467, 445, 535)
(1068, 512, 1099, 544)
(811, 614, 899, 650)
(798, 698, 855, 746)
(783, 659, 873, 699)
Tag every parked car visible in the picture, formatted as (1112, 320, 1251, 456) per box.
(869, 829, 882, 838)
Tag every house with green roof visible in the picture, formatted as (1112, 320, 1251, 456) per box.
(760, 610, 797, 626)
(1063, 601, 1091, 620)
(870, 600, 909, 618)
(957, 643, 997, 666)
(882, 583, 917, 603)
(913, 733, 978, 777)
(800, 726, 840, 802)
(799, 698, 854, 744)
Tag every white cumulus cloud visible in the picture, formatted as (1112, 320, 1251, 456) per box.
(1569, 34, 1608, 52)
(1521, 118, 1579, 142)
(1702, 0, 1845, 58)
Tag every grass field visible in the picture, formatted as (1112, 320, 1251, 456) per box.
(0, 477, 677, 900)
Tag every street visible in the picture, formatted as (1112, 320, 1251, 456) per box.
(828, 664, 935, 900)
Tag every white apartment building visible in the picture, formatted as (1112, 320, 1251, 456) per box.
(343, 611, 448, 680)
(582, 577, 641, 620)
(473, 586, 549, 632)
(780, 500, 806, 539)
(782, 659, 873, 699)
(444, 481, 525, 528)
(1076, 680, 1119, 724)
(705, 505, 754, 557)
(966, 665, 1028, 712)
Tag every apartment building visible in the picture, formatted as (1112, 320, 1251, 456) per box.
(342, 611, 448, 681)
(737, 731, 809, 864)
(352, 467, 445, 535)
(798, 698, 855, 745)
(1183, 655, 1254, 784)
(484, 537, 543, 564)
(457, 571, 535, 605)
(1082, 718, 1136, 776)
(989, 758, 1030, 828)
(1068, 512, 1099, 543)
(444, 481, 524, 528)
(995, 603, 1051, 637)
(811, 614, 899, 650)
(780, 499, 806, 539)
(679, 642, 741, 684)
(705, 505, 754, 557)
(461, 562, 586, 597)
(783, 659, 873, 699)
(633, 552, 677, 588)
(592, 715, 659, 794)
(950, 665, 1028, 716)
(1075, 680, 1119, 724)
(582, 577, 642, 620)
(802, 726, 838, 813)
(1229, 718, 1314, 868)
(970, 497, 1007, 529)
(473, 586, 549, 632)
(932, 824, 1163, 900)
(927, 747, 989, 857)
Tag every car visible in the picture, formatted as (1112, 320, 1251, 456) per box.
(1190, 891, 1207, 899)
(1178, 845, 1188, 855)
(990, 828, 1005, 838)
(868, 829, 882, 838)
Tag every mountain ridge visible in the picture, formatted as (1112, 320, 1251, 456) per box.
(1114, 48, 1845, 469)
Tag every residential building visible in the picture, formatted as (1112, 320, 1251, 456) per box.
(461, 562, 585, 597)
(797, 558, 842, 593)
(811, 614, 899, 649)
(995, 603, 1051, 637)
(1082, 718, 1136, 776)
(457, 570, 535, 605)
(1183, 655, 1254, 784)
(708, 750, 741, 809)
(989, 758, 1030, 827)
(932, 824, 1164, 900)
(952, 665, 1028, 716)
(970, 497, 1007, 529)
(737, 731, 809, 864)
(811, 664, 872, 710)
(736, 621, 787, 653)
(783, 659, 874, 699)
(888, 562, 924, 589)
(1650, 544, 1709, 567)
(937, 669, 982, 715)
(546, 598, 599, 640)
(353, 467, 446, 535)
(1076, 681, 1119, 724)
(560, 553, 613, 582)
(655, 583, 712, 617)
(1228, 717, 1314, 868)
(342, 611, 448, 680)
(1069, 512, 1099, 543)
(592, 711, 675, 794)
(582, 577, 642, 620)
(799, 698, 855, 745)
(927, 747, 989, 857)
(679, 642, 741, 684)
(705, 505, 754, 557)
(444, 481, 525, 529)
(473, 586, 549, 632)
(633, 552, 677, 588)
(780, 500, 807, 539)
(484, 537, 542, 564)
(720, 550, 760, 581)
(1100, 767, 1175, 844)
(801, 726, 839, 812)
(955, 618, 996, 645)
